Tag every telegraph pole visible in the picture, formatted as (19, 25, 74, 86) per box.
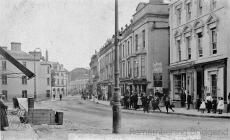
(112, 0, 121, 134)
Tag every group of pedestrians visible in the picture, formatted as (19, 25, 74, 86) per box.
(197, 93, 225, 114)
(123, 90, 175, 114)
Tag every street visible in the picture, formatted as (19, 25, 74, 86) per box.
(32, 96, 230, 140)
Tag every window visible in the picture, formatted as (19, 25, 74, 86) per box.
(186, 2, 192, 20)
(2, 90, 7, 101)
(47, 67, 50, 74)
(22, 76, 27, 85)
(62, 79, 64, 85)
(127, 41, 130, 55)
(141, 56, 145, 77)
(128, 60, 131, 77)
(197, 0, 203, 15)
(211, 0, 217, 10)
(176, 7, 182, 25)
(47, 78, 50, 86)
(153, 73, 162, 87)
(122, 45, 125, 57)
(197, 32, 203, 57)
(22, 90, 27, 98)
(135, 34, 138, 51)
(2, 61, 6, 71)
(46, 90, 51, 97)
(186, 37, 191, 59)
(177, 40, 181, 61)
(211, 28, 217, 54)
(2, 74, 7, 85)
(133, 60, 137, 78)
(122, 62, 125, 78)
(142, 30, 145, 48)
(211, 74, 217, 97)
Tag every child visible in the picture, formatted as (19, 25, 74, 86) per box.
(217, 97, 224, 114)
(200, 99, 206, 113)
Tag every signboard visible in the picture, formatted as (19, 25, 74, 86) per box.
(152, 62, 163, 73)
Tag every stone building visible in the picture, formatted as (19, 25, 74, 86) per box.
(98, 39, 115, 100)
(0, 42, 52, 101)
(119, 0, 169, 95)
(50, 62, 68, 97)
(89, 51, 99, 97)
(169, 0, 230, 109)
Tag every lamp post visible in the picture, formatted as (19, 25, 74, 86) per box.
(112, 0, 121, 134)
(34, 48, 41, 100)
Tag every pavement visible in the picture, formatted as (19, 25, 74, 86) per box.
(92, 99, 230, 119)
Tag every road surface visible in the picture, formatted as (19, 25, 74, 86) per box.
(32, 96, 230, 140)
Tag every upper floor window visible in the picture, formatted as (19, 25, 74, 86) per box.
(211, 28, 217, 54)
(186, 2, 192, 21)
(135, 34, 138, 51)
(177, 40, 181, 61)
(122, 62, 125, 78)
(186, 36, 191, 60)
(47, 78, 50, 86)
(211, 0, 217, 10)
(197, 0, 203, 16)
(141, 56, 145, 77)
(2, 74, 7, 85)
(2, 61, 6, 71)
(47, 66, 50, 74)
(122, 45, 125, 57)
(22, 76, 27, 85)
(127, 41, 130, 55)
(197, 32, 203, 57)
(142, 30, 145, 48)
(176, 5, 182, 25)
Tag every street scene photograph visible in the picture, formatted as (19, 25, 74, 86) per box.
(0, 0, 230, 140)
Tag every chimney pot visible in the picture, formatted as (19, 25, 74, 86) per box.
(11, 42, 21, 51)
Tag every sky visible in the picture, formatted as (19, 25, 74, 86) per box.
(0, 0, 169, 71)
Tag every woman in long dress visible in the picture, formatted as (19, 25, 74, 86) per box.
(137, 94, 142, 108)
(0, 96, 9, 131)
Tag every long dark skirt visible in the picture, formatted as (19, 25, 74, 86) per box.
(0, 108, 9, 128)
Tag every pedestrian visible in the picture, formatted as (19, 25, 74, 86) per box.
(196, 97, 201, 112)
(133, 92, 138, 110)
(142, 94, 150, 113)
(152, 96, 161, 112)
(0, 95, 9, 131)
(187, 93, 192, 110)
(205, 93, 213, 113)
(212, 96, 217, 113)
(200, 99, 206, 113)
(217, 97, 224, 114)
(164, 96, 174, 114)
(59, 93, 62, 101)
(181, 88, 186, 107)
(137, 94, 142, 108)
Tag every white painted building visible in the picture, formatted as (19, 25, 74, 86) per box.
(0, 42, 52, 101)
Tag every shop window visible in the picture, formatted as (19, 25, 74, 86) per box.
(174, 75, 182, 96)
(22, 90, 27, 98)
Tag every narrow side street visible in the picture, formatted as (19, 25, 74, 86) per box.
(31, 96, 230, 140)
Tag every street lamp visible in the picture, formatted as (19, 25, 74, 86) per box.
(34, 48, 41, 100)
(112, 0, 121, 134)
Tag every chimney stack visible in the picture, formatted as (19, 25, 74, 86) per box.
(149, 0, 163, 4)
(46, 49, 49, 62)
(11, 42, 21, 51)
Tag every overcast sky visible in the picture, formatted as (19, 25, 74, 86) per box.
(0, 0, 170, 71)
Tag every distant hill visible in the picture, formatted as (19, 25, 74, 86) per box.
(69, 68, 89, 81)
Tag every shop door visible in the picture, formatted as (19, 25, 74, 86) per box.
(197, 71, 203, 99)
